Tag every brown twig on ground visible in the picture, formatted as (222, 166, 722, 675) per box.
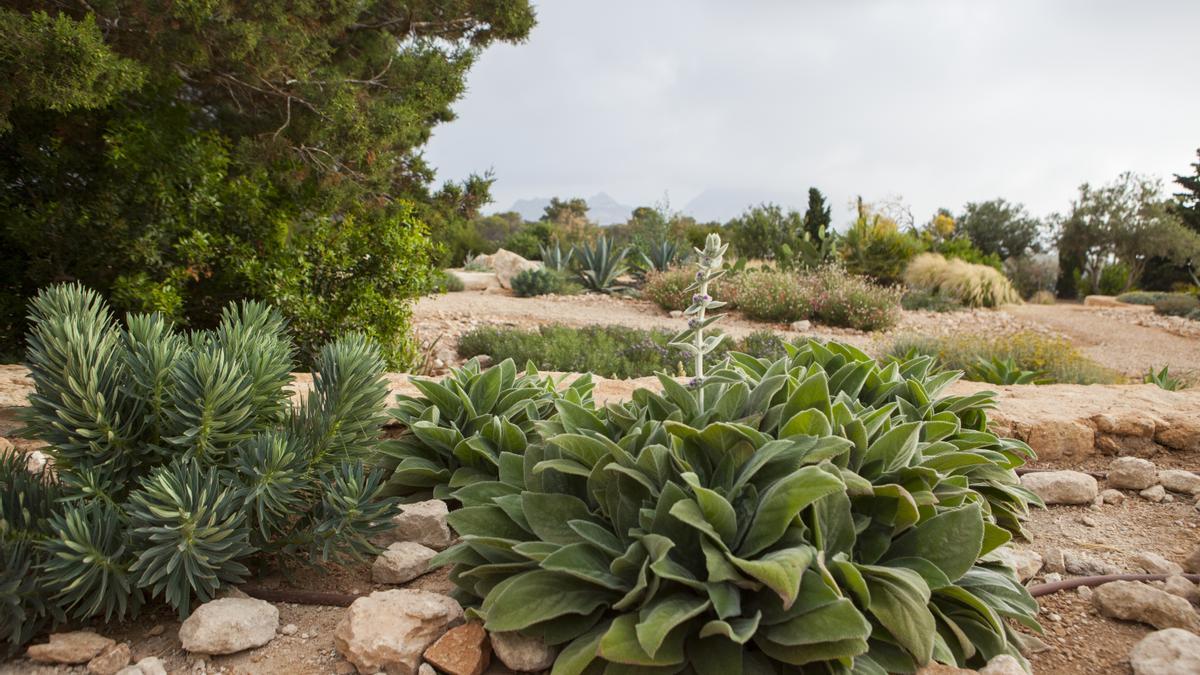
(241, 585, 362, 607)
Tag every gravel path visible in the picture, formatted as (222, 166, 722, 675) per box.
(1009, 303, 1200, 378)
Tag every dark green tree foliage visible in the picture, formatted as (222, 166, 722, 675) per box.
(802, 187, 832, 241)
(956, 199, 1043, 260)
(1174, 148, 1200, 233)
(727, 203, 804, 261)
(430, 341, 1043, 673)
(1, 284, 395, 649)
(0, 2, 536, 367)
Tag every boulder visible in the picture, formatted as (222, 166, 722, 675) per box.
(373, 541, 438, 584)
(179, 597, 279, 655)
(334, 589, 463, 675)
(1093, 581, 1200, 631)
(1129, 628, 1200, 675)
(27, 632, 115, 665)
(490, 631, 557, 672)
(992, 547, 1043, 582)
(486, 249, 541, 289)
(377, 500, 454, 550)
(1159, 470, 1200, 495)
(88, 642, 131, 675)
(1133, 552, 1185, 576)
(1108, 457, 1159, 490)
(1020, 470, 1097, 505)
(423, 622, 490, 675)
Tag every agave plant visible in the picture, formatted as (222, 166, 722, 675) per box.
(577, 235, 631, 293)
(3, 283, 396, 645)
(540, 240, 575, 272)
(637, 239, 681, 276)
(1144, 366, 1184, 391)
(968, 356, 1050, 386)
(433, 339, 1042, 673)
(380, 358, 595, 500)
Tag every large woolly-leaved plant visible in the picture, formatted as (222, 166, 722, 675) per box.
(380, 358, 594, 499)
(1, 283, 395, 649)
(433, 236, 1042, 673)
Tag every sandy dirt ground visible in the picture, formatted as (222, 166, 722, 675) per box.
(1008, 303, 1200, 378)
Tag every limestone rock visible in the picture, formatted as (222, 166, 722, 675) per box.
(485, 249, 541, 289)
(1064, 550, 1123, 576)
(1041, 547, 1066, 574)
(1184, 545, 1200, 574)
(1093, 581, 1200, 631)
(490, 631, 557, 672)
(27, 632, 116, 664)
(88, 642, 131, 675)
(1099, 488, 1126, 505)
(334, 589, 464, 675)
(992, 547, 1043, 582)
(1108, 457, 1159, 490)
(1159, 470, 1200, 495)
(1133, 552, 1185, 576)
(447, 270, 500, 291)
(418, 664, 437, 675)
(1164, 576, 1199, 603)
(179, 597, 279, 655)
(1142, 485, 1167, 502)
(423, 622, 490, 675)
(1129, 628, 1200, 675)
(916, 664, 978, 674)
(789, 319, 812, 331)
(1020, 470, 1097, 505)
(377, 500, 454, 550)
(979, 654, 1025, 675)
(373, 541, 437, 584)
(135, 657, 168, 675)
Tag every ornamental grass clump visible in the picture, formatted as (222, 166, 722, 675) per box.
(905, 253, 1021, 308)
(1, 283, 397, 650)
(430, 242, 1043, 673)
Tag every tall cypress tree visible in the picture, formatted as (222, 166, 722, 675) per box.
(802, 187, 832, 240)
(1174, 148, 1200, 232)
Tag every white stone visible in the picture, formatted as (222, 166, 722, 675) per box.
(1130, 628, 1200, 675)
(992, 547, 1043, 582)
(490, 631, 558, 672)
(178, 597, 279, 655)
(334, 589, 463, 675)
(980, 654, 1026, 675)
(1064, 550, 1123, 576)
(372, 541, 437, 584)
(485, 249, 542, 289)
(1160, 470, 1200, 495)
(280, 623, 298, 636)
(1093, 581, 1200, 631)
(377, 500, 454, 550)
(1133, 552, 1185, 576)
(1020, 470, 1098, 505)
(1164, 576, 1200, 603)
(1142, 485, 1167, 502)
(1100, 488, 1126, 504)
(1108, 457, 1158, 490)
(790, 320, 812, 331)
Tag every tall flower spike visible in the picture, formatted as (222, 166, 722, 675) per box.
(668, 233, 729, 409)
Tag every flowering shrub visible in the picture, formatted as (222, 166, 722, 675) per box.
(729, 269, 814, 322)
(644, 268, 730, 311)
(808, 265, 903, 331)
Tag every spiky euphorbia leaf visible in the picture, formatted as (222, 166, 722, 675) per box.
(233, 431, 309, 546)
(40, 501, 142, 621)
(311, 461, 395, 565)
(126, 460, 254, 617)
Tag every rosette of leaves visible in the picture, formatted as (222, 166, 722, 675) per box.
(6, 283, 395, 643)
(577, 236, 630, 293)
(0, 453, 63, 652)
(380, 358, 595, 499)
(433, 345, 1041, 673)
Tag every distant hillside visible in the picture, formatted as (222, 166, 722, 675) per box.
(508, 192, 635, 225)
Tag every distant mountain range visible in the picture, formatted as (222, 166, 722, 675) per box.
(507, 189, 808, 225)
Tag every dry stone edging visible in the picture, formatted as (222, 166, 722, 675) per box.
(373, 541, 438, 584)
(490, 631, 557, 672)
(374, 499, 454, 550)
(1019, 470, 1097, 505)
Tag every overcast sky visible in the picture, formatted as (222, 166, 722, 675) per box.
(424, 0, 1200, 225)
